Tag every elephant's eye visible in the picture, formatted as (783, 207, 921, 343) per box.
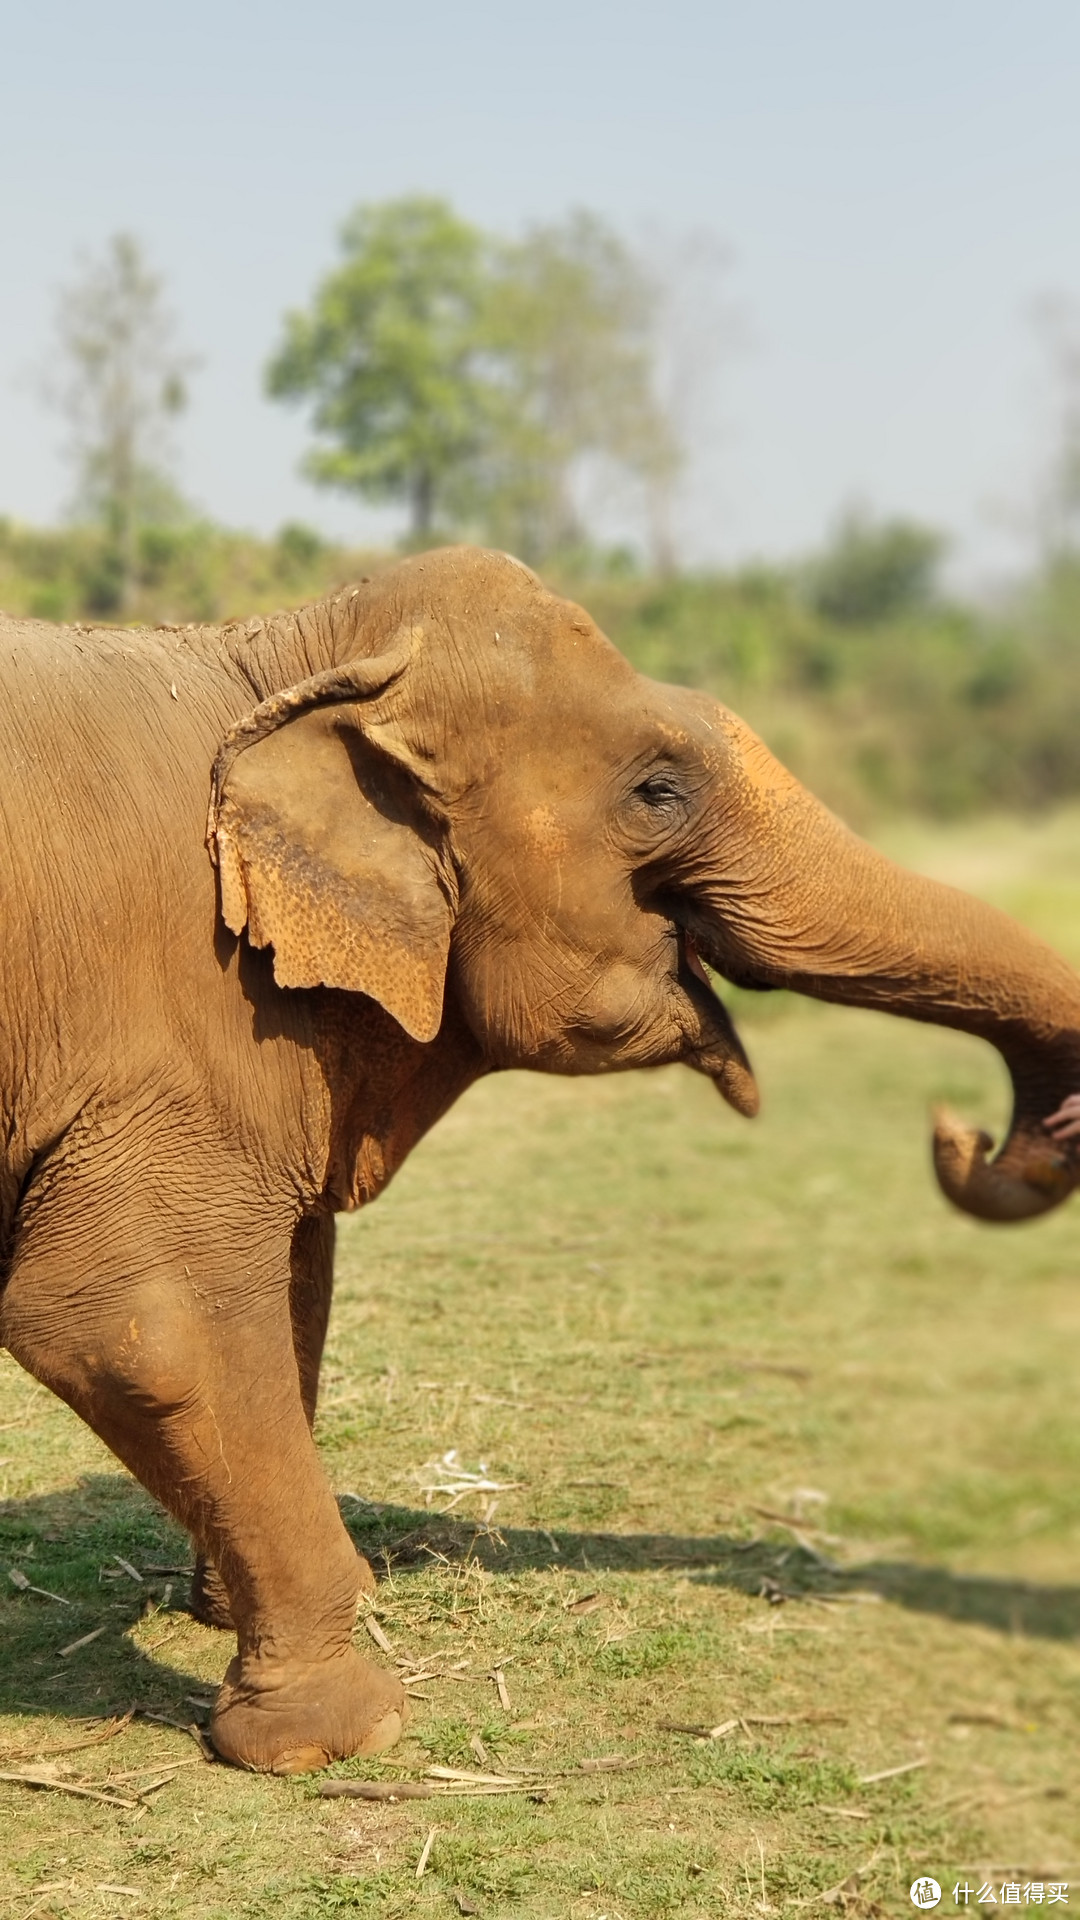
(634, 772, 686, 811)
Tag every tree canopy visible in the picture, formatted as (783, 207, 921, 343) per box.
(266, 199, 491, 542)
(266, 197, 679, 559)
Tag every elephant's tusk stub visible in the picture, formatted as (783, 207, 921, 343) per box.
(682, 936, 760, 1117)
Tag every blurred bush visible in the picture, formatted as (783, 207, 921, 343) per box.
(3, 512, 1080, 827)
(0, 515, 350, 630)
(802, 510, 945, 625)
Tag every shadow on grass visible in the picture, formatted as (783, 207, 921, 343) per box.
(344, 1500, 1080, 1643)
(2, 1474, 1077, 1737)
(0, 1475, 208, 1727)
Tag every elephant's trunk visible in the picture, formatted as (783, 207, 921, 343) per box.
(683, 704, 1080, 1223)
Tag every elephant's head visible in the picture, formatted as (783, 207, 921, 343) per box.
(209, 546, 1080, 1224)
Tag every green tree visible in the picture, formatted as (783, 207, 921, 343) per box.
(265, 198, 492, 541)
(47, 233, 193, 614)
(267, 198, 681, 561)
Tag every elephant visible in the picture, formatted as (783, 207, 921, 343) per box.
(2, 545, 1078, 1775)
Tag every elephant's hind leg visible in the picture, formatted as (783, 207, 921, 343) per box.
(0, 1155, 405, 1773)
(189, 1210, 376, 1630)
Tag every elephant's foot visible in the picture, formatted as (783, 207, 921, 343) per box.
(209, 1645, 407, 1774)
(189, 1548, 377, 1630)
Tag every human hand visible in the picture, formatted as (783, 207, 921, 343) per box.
(1043, 1093, 1080, 1141)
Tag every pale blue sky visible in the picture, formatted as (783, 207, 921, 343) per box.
(3, 1, 1079, 578)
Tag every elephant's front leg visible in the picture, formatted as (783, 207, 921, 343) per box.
(189, 1210, 376, 1630)
(1, 1168, 405, 1773)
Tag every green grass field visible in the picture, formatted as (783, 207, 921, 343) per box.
(2, 811, 1080, 1918)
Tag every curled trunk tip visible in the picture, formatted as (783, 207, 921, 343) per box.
(932, 1104, 1077, 1223)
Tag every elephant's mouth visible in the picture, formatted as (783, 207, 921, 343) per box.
(679, 930, 760, 1118)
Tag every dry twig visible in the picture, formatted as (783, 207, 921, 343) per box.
(749, 1509, 840, 1566)
(660, 1710, 845, 1739)
(134, 1710, 215, 1760)
(659, 1718, 740, 1740)
(415, 1450, 524, 1511)
(8, 1568, 71, 1607)
(104, 1758, 201, 1786)
(427, 1765, 529, 1785)
(318, 1753, 642, 1804)
(746, 1711, 847, 1726)
(858, 1757, 927, 1784)
(321, 1779, 436, 1802)
(0, 1769, 139, 1810)
(320, 1777, 540, 1802)
(57, 1625, 108, 1659)
(363, 1615, 395, 1655)
(0, 1710, 134, 1766)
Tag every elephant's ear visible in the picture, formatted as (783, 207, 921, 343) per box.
(207, 634, 453, 1043)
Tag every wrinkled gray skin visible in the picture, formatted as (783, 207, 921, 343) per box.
(2, 547, 1078, 1775)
